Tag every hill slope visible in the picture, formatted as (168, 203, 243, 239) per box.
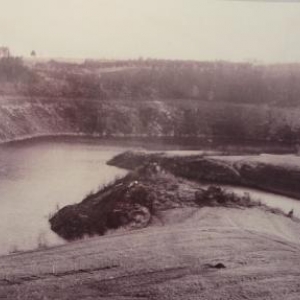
(0, 206, 300, 300)
(2, 58, 300, 145)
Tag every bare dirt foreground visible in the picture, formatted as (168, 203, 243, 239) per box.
(0, 205, 300, 300)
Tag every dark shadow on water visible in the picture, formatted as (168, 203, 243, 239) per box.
(0, 135, 296, 154)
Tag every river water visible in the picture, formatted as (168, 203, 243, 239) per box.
(0, 139, 299, 255)
(214, 185, 300, 218)
(0, 139, 127, 255)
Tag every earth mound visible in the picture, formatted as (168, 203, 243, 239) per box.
(50, 160, 277, 241)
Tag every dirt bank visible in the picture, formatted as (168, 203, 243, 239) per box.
(109, 151, 300, 200)
(50, 158, 283, 241)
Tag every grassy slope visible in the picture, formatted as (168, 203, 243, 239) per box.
(0, 207, 300, 299)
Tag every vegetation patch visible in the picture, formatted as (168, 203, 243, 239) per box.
(195, 185, 260, 208)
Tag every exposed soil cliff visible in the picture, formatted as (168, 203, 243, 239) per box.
(1, 96, 300, 151)
(2, 58, 300, 145)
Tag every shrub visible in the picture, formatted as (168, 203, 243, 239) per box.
(195, 185, 260, 208)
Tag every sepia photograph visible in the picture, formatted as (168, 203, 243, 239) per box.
(0, 0, 300, 299)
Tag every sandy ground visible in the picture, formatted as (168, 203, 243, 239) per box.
(0, 206, 300, 300)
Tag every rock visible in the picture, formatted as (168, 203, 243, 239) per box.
(213, 263, 226, 269)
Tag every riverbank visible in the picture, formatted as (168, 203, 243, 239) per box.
(1, 95, 299, 153)
(1, 131, 296, 156)
(49, 151, 300, 241)
(108, 151, 300, 201)
(2, 151, 300, 299)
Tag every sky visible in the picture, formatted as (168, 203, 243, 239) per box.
(1, 0, 300, 63)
